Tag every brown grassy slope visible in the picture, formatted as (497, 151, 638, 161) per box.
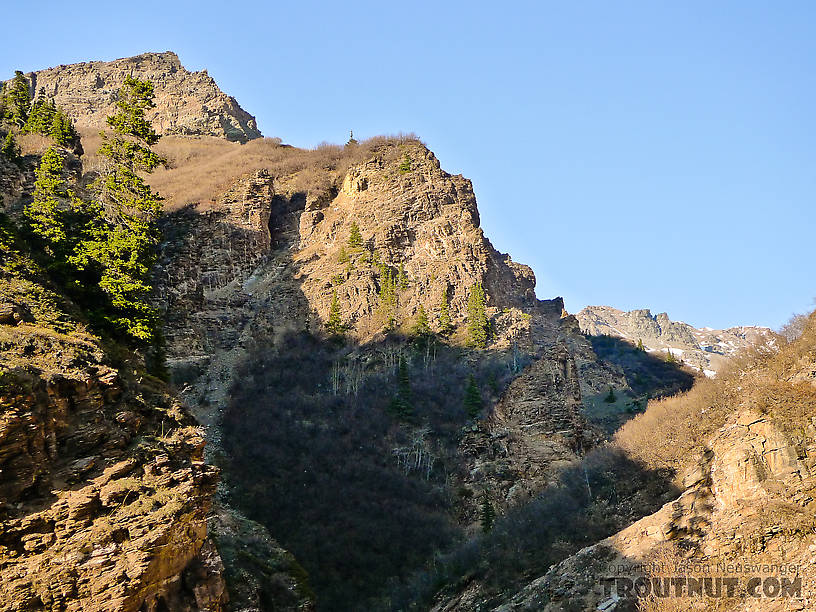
(614, 311, 816, 482)
(78, 127, 422, 210)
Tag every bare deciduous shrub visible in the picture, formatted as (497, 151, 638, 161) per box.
(616, 309, 816, 483)
(221, 330, 517, 610)
(779, 307, 813, 342)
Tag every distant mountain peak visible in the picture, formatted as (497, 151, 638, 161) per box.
(576, 305, 773, 375)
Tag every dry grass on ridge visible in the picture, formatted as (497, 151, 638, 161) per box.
(77, 128, 422, 211)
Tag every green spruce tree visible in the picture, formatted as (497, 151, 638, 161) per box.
(49, 109, 78, 147)
(388, 355, 414, 420)
(437, 286, 454, 336)
(480, 495, 495, 532)
(5, 71, 31, 128)
(399, 153, 412, 174)
(604, 386, 617, 403)
(378, 263, 398, 331)
(70, 75, 164, 343)
(466, 282, 488, 348)
(24, 147, 69, 250)
(325, 289, 345, 336)
(24, 90, 55, 135)
(410, 304, 431, 338)
(1, 132, 21, 164)
(463, 374, 483, 419)
(348, 221, 363, 249)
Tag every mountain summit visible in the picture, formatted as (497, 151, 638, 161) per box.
(19, 51, 261, 142)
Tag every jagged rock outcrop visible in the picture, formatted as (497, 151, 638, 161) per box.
(0, 325, 225, 611)
(154, 140, 580, 428)
(457, 342, 596, 524)
(17, 52, 261, 142)
(294, 143, 542, 338)
(577, 305, 773, 375)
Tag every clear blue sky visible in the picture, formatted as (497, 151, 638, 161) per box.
(3, 1, 814, 329)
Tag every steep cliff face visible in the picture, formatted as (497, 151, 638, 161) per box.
(0, 215, 226, 611)
(154, 169, 277, 430)
(457, 342, 595, 524)
(18, 52, 261, 143)
(295, 142, 543, 339)
(577, 305, 773, 375)
(154, 139, 580, 434)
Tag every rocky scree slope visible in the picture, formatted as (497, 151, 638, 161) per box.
(15, 52, 261, 143)
(578, 305, 773, 375)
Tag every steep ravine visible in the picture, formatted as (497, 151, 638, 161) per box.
(152, 137, 611, 608)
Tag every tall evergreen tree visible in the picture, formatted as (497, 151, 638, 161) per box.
(399, 153, 412, 174)
(466, 282, 488, 348)
(389, 355, 413, 420)
(325, 289, 345, 336)
(410, 304, 431, 338)
(24, 147, 69, 250)
(24, 90, 55, 135)
(5, 71, 31, 128)
(348, 221, 363, 248)
(49, 109, 78, 147)
(437, 286, 454, 336)
(378, 263, 398, 331)
(480, 495, 495, 532)
(463, 374, 483, 419)
(1, 132, 21, 164)
(70, 75, 164, 343)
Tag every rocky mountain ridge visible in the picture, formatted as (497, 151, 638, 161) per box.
(12, 52, 261, 143)
(577, 305, 773, 375)
(5, 52, 607, 608)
